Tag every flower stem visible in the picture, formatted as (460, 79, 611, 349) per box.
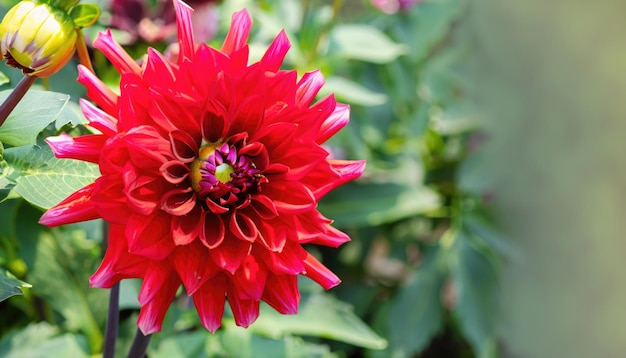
(0, 75, 36, 127)
(76, 29, 95, 73)
(127, 329, 152, 358)
(102, 282, 120, 358)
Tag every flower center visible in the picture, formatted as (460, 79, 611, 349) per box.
(190, 142, 262, 207)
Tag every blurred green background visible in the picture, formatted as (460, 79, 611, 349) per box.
(464, 1, 626, 357)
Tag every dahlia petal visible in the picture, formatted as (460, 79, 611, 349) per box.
(291, 211, 331, 241)
(200, 212, 225, 249)
(316, 103, 350, 144)
(161, 188, 196, 216)
(263, 181, 316, 214)
(174, 0, 195, 62)
(232, 254, 268, 300)
(221, 9, 252, 55)
(209, 235, 250, 274)
(296, 70, 325, 107)
(256, 221, 286, 252)
(144, 48, 176, 88)
(260, 30, 290, 73)
(117, 77, 150, 130)
(171, 242, 220, 295)
(123, 168, 161, 216)
(262, 275, 299, 314)
(251, 194, 278, 220)
(124, 126, 172, 169)
(39, 183, 99, 227)
(45, 133, 105, 163)
(93, 29, 141, 75)
(259, 241, 306, 275)
(78, 65, 119, 116)
(306, 225, 351, 248)
(253, 122, 298, 155)
(311, 159, 367, 200)
(303, 252, 341, 290)
(137, 262, 181, 335)
(90, 224, 147, 288)
(226, 283, 260, 328)
(201, 109, 227, 143)
(172, 206, 202, 246)
(126, 213, 175, 260)
(169, 130, 199, 163)
(229, 211, 258, 242)
(192, 275, 227, 333)
(278, 143, 328, 181)
(80, 99, 118, 136)
(160, 160, 190, 184)
(205, 198, 230, 214)
(92, 176, 133, 224)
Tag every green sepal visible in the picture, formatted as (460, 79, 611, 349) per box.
(51, 0, 79, 10)
(68, 3, 100, 28)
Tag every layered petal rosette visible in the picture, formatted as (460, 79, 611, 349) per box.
(40, 0, 365, 334)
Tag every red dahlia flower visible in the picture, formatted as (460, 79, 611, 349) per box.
(40, 0, 365, 334)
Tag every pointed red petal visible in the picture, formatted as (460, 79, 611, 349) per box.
(296, 70, 325, 107)
(221, 9, 252, 55)
(39, 183, 99, 227)
(209, 235, 250, 274)
(226, 282, 259, 328)
(90, 224, 147, 288)
(46, 133, 105, 163)
(93, 29, 141, 75)
(262, 181, 316, 214)
(303, 252, 340, 290)
(126, 213, 175, 260)
(232, 254, 268, 300)
(137, 261, 180, 334)
(78, 65, 118, 116)
(262, 274, 299, 314)
(260, 30, 290, 72)
(80, 99, 118, 135)
(192, 274, 227, 333)
(170, 242, 219, 295)
(174, 0, 195, 63)
(316, 103, 350, 144)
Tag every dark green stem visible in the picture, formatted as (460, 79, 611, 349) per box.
(127, 329, 151, 358)
(0, 75, 36, 127)
(102, 282, 120, 358)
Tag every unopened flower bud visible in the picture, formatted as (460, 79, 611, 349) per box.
(0, 1, 81, 77)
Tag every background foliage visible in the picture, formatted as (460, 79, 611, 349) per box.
(0, 0, 542, 356)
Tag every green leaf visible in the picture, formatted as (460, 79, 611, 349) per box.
(250, 293, 387, 350)
(0, 322, 90, 358)
(0, 72, 10, 87)
(330, 24, 407, 64)
(150, 331, 207, 358)
(219, 326, 336, 358)
(449, 228, 499, 358)
(15, 204, 105, 353)
(2, 144, 98, 209)
(0, 268, 30, 302)
(0, 90, 70, 147)
(69, 3, 101, 28)
(319, 182, 440, 227)
(386, 247, 446, 356)
(320, 76, 387, 106)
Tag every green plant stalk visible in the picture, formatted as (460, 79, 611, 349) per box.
(102, 282, 120, 358)
(127, 329, 152, 358)
(0, 75, 37, 127)
(304, 0, 345, 67)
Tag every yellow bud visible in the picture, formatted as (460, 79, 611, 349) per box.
(0, 1, 78, 77)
